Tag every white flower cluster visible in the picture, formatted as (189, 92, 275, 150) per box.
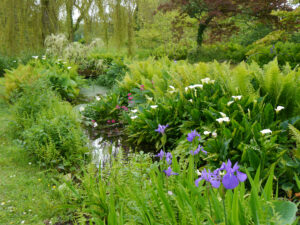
(131, 109, 138, 119)
(185, 84, 203, 92)
(168, 86, 176, 94)
(203, 130, 217, 138)
(216, 112, 230, 124)
(201, 77, 215, 84)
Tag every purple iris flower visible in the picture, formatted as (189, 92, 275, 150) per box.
(155, 124, 169, 134)
(166, 152, 172, 165)
(190, 145, 207, 155)
(195, 168, 221, 188)
(270, 44, 275, 54)
(220, 159, 247, 189)
(164, 167, 179, 177)
(187, 130, 201, 142)
(156, 149, 165, 160)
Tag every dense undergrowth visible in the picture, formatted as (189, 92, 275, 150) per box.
(0, 42, 299, 224)
(82, 58, 300, 195)
(0, 59, 89, 172)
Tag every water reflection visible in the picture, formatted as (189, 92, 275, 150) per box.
(91, 136, 122, 168)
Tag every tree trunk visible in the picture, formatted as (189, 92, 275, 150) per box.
(196, 16, 213, 46)
(66, 0, 74, 41)
(127, 9, 134, 56)
(41, 0, 52, 43)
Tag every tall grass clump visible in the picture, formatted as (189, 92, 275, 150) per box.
(60, 150, 298, 224)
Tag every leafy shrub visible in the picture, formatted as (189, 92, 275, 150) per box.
(232, 23, 273, 46)
(22, 103, 88, 170)
(11, 81, 58, 134)
(3, 61, 85, 103)
(0, 54, 17, 77)
(45, 33, 105, 65)
(45, 34, 69, 57)
(290, 32, 300, 43)
(247, 41, 300, 68)
(95, 60, 128, 87)
(82, 88, 128, 125)
(88, 58, 300, 192)
(12, 81, 89, 171)
(187, 43, 247, 64)
(37, 60, 86, 102)
(153, 40, 196, 60)
(3, 64, 41, 101)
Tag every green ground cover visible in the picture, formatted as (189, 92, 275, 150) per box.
(0, 99, 68, 225)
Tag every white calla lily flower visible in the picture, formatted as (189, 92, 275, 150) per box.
(260, 129, 272, 135)
(204, 131, 211, 135)
(216, 117, 230, 124)
(227, 101, 234, 106)
(219, 112, 227, 118)
(232, 95, 242, 100)
(222, 117, 230, 122)
(275, 106, 284, 113)
(201, 77, 211, 84)
(185, 84, 203, 91)
(216, 118, 224, 124)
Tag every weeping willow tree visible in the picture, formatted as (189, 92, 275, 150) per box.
(41, 0, 59, 41)
(0, 0, 159, 55)
(0, 0, 41, 55)
(0, 0, 62, 55)
(96, 0, 110, 47)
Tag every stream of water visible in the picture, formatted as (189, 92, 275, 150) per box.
(91, 136, 121, 168)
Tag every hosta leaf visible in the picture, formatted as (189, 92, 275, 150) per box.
(272, 200, 297, 225)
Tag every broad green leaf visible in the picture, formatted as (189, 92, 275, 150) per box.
(272, 200, 297, 225)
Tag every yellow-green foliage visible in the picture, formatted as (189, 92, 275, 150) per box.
(246, 30, 287, 56)
(3, 64, 40, 100)
(121, 57, 170, 90)
(253, 60, 300, 116)
(121, 58, 300, 116)
(289, 124, 300, 149)
(288, 124, 300, 160)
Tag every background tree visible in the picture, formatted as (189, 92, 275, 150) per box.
(66, 0, 93, 41)
(41, 0, 59, 42)
(159, 0, 291, 46)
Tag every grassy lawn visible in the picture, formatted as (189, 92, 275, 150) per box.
(0, 99, 66, 225)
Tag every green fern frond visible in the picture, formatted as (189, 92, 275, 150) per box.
(288, 124, 300, 148)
